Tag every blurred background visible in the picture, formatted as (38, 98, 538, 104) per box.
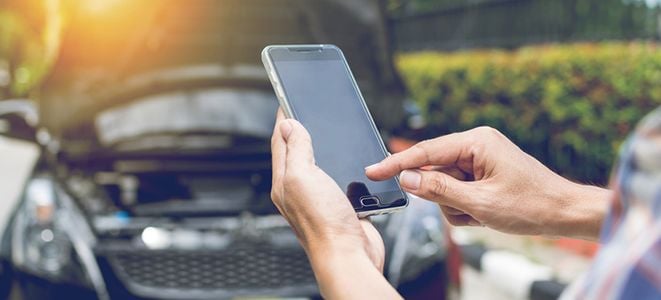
(0, 0, 660, 300)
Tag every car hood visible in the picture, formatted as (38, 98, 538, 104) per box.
(37, 0, 407, 136)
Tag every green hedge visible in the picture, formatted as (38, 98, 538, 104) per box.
(397, 43, 661, 184)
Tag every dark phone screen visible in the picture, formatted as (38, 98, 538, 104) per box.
(270, 47, 405, 210)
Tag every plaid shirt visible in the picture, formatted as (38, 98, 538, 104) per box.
(562, 107, 661, 299)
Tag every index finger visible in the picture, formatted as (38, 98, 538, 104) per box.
(365, 132, 472, 181)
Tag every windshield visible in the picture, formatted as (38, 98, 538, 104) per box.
(95, 88, 277, 151)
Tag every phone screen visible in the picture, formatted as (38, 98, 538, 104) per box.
(268, 46, 406, 211)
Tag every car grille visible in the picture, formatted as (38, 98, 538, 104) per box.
(101, 246, 318, 298)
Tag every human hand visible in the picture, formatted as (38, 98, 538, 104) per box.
(270, 109, 384, 271)
(366, 126, 611, 240)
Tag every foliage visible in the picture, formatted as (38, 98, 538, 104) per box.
(0, 0, 63, 98)
(397, 42, 661, 184)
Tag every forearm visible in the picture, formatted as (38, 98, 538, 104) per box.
(552, 182, 612, 241)
(307, 242, 402, 300)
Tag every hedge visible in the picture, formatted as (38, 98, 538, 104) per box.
(397, 42, 661, 184)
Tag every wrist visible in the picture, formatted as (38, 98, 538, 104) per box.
(307, 237, 371, 269)
(307, 240, 383, 299)
(552, 182, 612, 240)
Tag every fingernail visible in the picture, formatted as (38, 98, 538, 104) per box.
(399, 170, 421, 190)
(279, 121, 293, 139)
(365, 163, 379, 171)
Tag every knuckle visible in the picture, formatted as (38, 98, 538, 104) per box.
(410, 141, 433, 163)
(468, 126, 506, 155)
(415, 139, 432, 148)
(425, 174, 449, 197)
(414, 139, 435, 152)
(476, 126, 504, 140)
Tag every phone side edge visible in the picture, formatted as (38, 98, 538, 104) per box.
(357, 202, 409, 218)
(261, 46, 295, 119)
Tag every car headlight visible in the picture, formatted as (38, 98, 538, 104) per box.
(11, 177, 102, 292)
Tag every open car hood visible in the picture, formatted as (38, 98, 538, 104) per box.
(38, 0, 407, 137)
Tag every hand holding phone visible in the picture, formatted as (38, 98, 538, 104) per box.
(262, 44, 408, 217)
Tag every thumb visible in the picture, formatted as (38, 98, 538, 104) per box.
(279, 119, 315, 168)
(399, 169, 472, 211)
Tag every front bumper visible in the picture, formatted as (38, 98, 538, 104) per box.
(12, 244, 319, 300)
(95, 244, 319, 299)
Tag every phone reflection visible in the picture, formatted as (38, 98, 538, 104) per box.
(346, 181, 371, 209)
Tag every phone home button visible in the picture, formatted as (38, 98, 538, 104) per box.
(359, 196, 380, 207)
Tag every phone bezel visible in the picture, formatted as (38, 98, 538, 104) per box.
(261, 44, 408, 217)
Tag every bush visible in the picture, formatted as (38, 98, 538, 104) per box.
(397, 42, 661, 184)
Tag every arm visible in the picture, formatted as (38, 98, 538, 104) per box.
(366, 126, 612, 241)
(309, 242, 401, 299)
(553, 183, 611, 240)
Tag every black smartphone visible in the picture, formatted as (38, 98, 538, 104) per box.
(262, 44, 408, 217)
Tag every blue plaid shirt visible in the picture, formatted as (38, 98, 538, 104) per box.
(562, 107, 661, 299)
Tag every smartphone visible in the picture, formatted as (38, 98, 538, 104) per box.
(262, 44, 408, 217)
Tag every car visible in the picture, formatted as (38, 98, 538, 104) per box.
(0, 1, 460, 299)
